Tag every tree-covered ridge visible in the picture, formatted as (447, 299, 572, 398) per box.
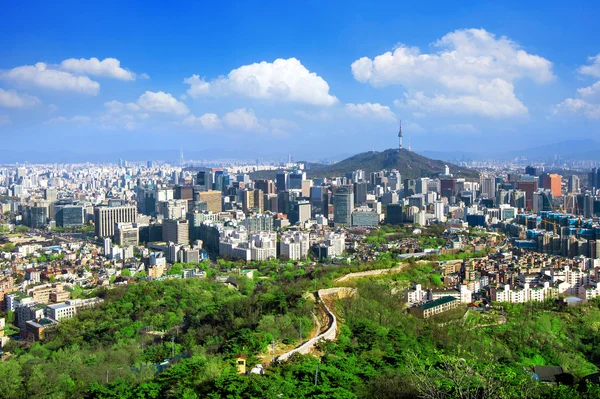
(2, 263, 600, 398)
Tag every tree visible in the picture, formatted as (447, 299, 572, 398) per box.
(0, 359, 23, 399)
(121, 269, 132, 277)
(168, 263, 184, 276)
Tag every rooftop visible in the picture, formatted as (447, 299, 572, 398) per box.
(419, 296, 458, 311)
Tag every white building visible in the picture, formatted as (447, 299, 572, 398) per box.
(280, 231, 310, 260)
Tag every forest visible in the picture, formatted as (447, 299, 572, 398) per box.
(1, 260, 600, 398)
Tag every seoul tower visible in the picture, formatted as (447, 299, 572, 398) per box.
(398, 120, 403, 150)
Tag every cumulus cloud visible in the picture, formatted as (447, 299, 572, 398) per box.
(395, 79, 528, 118)
(1, 62, 100, 95)
(104, 100, 141, 113)
(223, 108, 266, 131)
(555, 98, 600, 119)
(345, 102, 396, 121)
(183, 113, 222, 130)
(555, 55, 600, 119)
(578, 54, 600, 78)
(60, 57, 145, 80)
(137, 91, 189, 115)
(352, 28, 553, 117)
(0, 88, 40, 108)
(577, 81, 600, 98)
(184, 58, 338, 106)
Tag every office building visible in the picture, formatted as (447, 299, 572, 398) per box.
(197, 190, 222, 213)
(162, 219, 189, 245)
(333, 185, 353, 226)
(568, 175, 580, 194)
(276, 172, 288, 192)
(94, 205, 137, 238)
(54, 200, 87, 227)
(115, 223, 139, 247)
(540, 173, 562, 197)
(158, 199, 188, 219)
(289, 199, 311, 225)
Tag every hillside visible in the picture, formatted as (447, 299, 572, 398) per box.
(306, 148, 479, 179)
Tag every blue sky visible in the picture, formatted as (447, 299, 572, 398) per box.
(1, 1, 599, 162)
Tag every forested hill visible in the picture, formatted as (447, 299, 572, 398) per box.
(306, 148, 479, 179)
(250, 148, 479, 180)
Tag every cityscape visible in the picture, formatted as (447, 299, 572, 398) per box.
(2, 1, 600, 398)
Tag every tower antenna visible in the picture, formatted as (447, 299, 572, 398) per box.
(398, 120, 403, 150)
(408, 137, 411, 152)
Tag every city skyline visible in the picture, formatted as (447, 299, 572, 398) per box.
(1, 1, 599, 161)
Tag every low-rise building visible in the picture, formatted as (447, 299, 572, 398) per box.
(410, 296, 459, 319)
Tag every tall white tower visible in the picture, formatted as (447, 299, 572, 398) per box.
(398, 120, 403, 150)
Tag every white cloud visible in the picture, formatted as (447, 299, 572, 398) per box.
(433, 124, 480, 134)
(578, 54, 600, 78)
(0, 115, 11, 126)
(184, 58, 338, 106)
(345, 102, 396, 121)
(223, 108, 266, 131)
(352, 28, 553, 117)
(47, 104, 59, 114)
(183, 113, 222, 130)
(1, 62, 100, 95)
(45, 115, 92, 125)
(577, 81, 600, 98)
(136, 91, 189, 115)
(555, 55, 600, 119)
(555, 98, 600, 119)
(104, 100, 140, 113)
(395, 79, 528, 118)
(60, 57, 144, 80)
(0, 88, 40, 108)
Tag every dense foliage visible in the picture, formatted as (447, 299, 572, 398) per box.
(2, 261, 600, 398)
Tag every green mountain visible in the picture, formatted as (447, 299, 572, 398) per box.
(305, 148, 479, 180)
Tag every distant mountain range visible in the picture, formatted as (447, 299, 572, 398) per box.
(251, 148, 479, 180)
(418, 139, 600, 163)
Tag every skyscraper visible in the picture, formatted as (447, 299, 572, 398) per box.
(94, 205, 137, 238)
(162, 219, 189, 245)
(568, 175, 580, 194)
(333, 185, 353, 226)
(540, 173, 562, 197)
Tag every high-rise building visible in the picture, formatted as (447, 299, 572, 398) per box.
(480, 176, 496, 200)
(276, 172, 288, 192)
(44, 187, 57, 202)
(525, 166, 542, 177)
(434, 200, 446, 222)
(517, 181, 538, 210)
(197, 190, 222, 213)
(162, 219, 189, 245)
(115, 223, 139, 247)
(568, 175, 580, 194)
(333, 185, 353, 226)
(353, 182, 368, 205)
(289, 199, 311, 225)
(255, 179, 275, 195)
(288, 171, 305, 190)
(94, 205, 137, 238)
(588, 168, 600, 191)
(158, 199, 188, 219)
(54, 200, 87, 227)
(253, 189, 264, 213)
(540, 173, 562, 197)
